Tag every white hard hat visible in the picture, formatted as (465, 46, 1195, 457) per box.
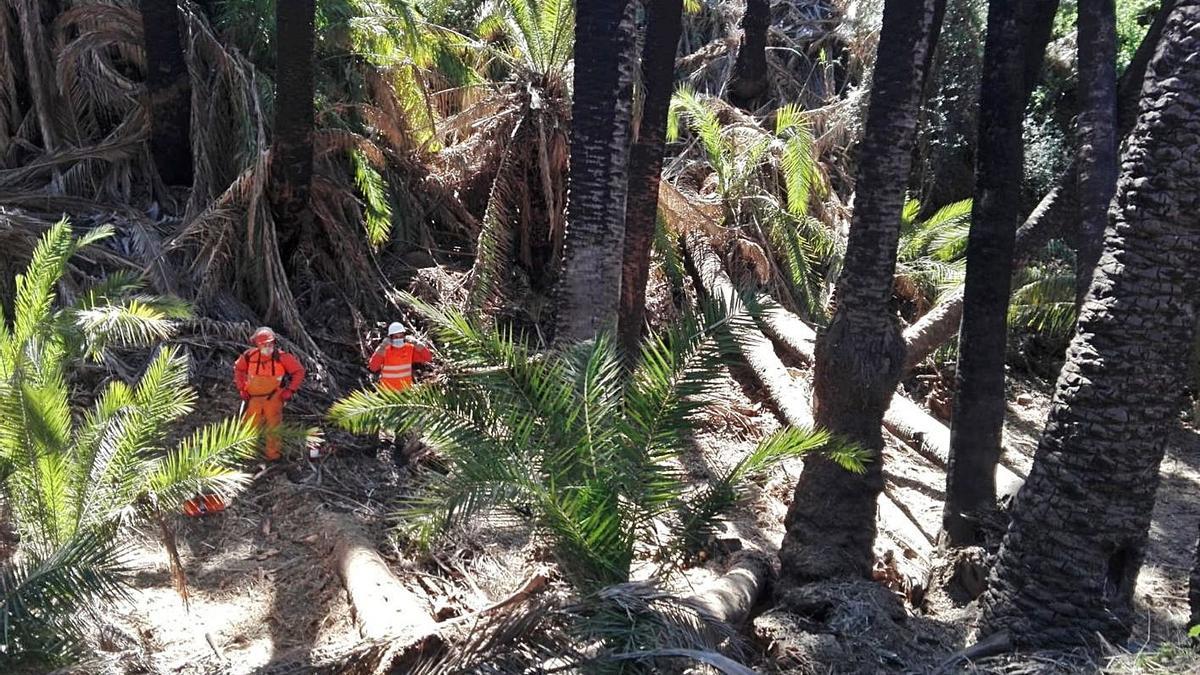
(387, 322, 407, 336)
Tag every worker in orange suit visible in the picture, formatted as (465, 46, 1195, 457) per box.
(369, 322, 432, 469)
(234, 327, 306, 461)
(369, 322, 432, 392)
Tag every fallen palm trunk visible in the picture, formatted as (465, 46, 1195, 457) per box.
(685, 233, 934, 569)
(755, 294, 1024, 497)
(686, 230, 814, 428)
(689, 551, 774, 627)
(323, 511, 437, 642)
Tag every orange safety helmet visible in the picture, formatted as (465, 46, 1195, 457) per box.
(252, 326, 276, 346)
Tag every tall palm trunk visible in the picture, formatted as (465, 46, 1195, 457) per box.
(555, 0, 638, 344)
(942, 0, 1057, 547)
(617, 0, 684, 359)
(1075, 0, 1118, 305)
(778, 0, 946, 585)
(728, 0, 769, 109)
(1191, 522, 1200, 634)
(140, 0, 193, 187)
(978, 2, 1200, 646)
(901, 0, 1175, 370)
(269, 0, 316, 267)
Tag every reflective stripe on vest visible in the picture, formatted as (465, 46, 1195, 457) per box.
(381, 366, 412, 377)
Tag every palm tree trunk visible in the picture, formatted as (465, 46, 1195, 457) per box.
(269, 0, 316, 267)
(901, 0, 1176, 371)
(555, 0, 638, 344)
(618, 0, 684, 359)
(1190, 522, 1200, 635)
(728, 0, 769, 109)
(942, 0, 1057, 548)
(778, 0, 946, 585)
(1074, 0, 1118, 305)
(140, 0, 193, 187)
(978, 3, 1200, 646)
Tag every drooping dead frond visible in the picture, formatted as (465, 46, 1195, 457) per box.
(466, 118, 529, 312)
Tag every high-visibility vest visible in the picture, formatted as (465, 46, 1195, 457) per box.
(369, 343, 432, 391)
(234, 348, 306, 397)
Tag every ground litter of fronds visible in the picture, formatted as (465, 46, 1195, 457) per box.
(46, 349, 1200, 675)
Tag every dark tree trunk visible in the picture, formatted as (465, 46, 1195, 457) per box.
(978, 3, 1200, 646)
(778, 0, 946, 585)
(728, 0, 769, 109)
(140, 0, 193, 187)
(1191, 522, 1200, 634)
(269, 0, 316, 268)
(555, 0, 638, 344)
(901, 0, 1175, 370)
(941, 0, 1057, 547)
(1075, 0, 1118, 305)
(617, 0, 684, 359)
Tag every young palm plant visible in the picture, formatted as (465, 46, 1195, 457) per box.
(331, 293, 864, 589)
(0, 220, 259, 665)
(666, 88, 835, 321)
(895, 197, 972, 320)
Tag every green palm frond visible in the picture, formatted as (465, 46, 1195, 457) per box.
(351, 148, 395, 248)
(670, 426, 861, 562)
(775, 103, 820, 217)
(475, 0, 574, 76)
(895, 198, 973, 311)
(330, 293, 814, 589)
(146, 417, 259, 510)
(0, 223, 253, 661)
(1009, 262, 1077, 340)
(0, 523, 129, 665)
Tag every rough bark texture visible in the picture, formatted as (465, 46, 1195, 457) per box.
(901, 0, 1176, 370)
(943, 0, 1057, 547)
(555, 0, 638, 344)
(1075, 0, 1118, 304)
(779, 0, 946, 585)
(1191, 522, 1200, 633)
(728, 0, 769, 108)
(618, 0, 683, 358)
(978, 4, 1200, 645)
(140, 0, 193, 187)
(269, 0, 316, 267)
(757, 295, 1025, 497)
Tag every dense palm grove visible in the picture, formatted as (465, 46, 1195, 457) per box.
(1, 0, 1199, 673)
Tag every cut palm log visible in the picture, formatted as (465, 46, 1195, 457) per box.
(322, 511, 436, 642)
(689, 551, 774, 627)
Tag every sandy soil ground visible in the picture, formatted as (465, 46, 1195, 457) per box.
(56, 357, 1200, 674)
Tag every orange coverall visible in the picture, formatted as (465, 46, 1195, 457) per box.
(368, 341, 432, 391)
(234, 348, 306, 460)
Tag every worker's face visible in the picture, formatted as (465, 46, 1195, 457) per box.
(258, 340, 275, 356)
(390, 333, 406, 346)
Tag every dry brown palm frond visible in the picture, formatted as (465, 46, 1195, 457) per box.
(0, 3, 21, 169)
(13, 0, 78, 153)
(314, 129, 387, 167)
(466, 118, 529, 311)
(0, 118, 145, 189)
(363, 67, 421, 156)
